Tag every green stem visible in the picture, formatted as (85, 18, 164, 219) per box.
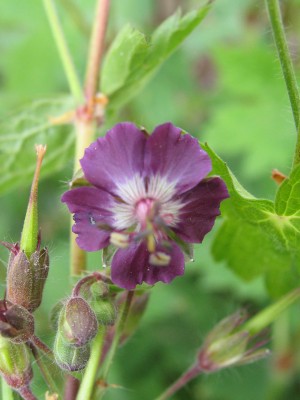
(294, 123, 300, 168)
(60, 0, 90, 37)
(43, 0, 83, 103)
(1, 379, 14, 400)
(76, 329, 105, 400)
(243, 288, 300, 335)
(29, 343, 61, 397)
(154, 365, 201, 400)
(266, 0, 300, 166)
(96, 291, 134, 399)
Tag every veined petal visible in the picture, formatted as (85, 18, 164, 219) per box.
(145, 123, 211, 194)
(81, 123, 147, 194)
(174, 177, 229, 243)
(62, 187, 114, 251)
(111, 242, 185, 290)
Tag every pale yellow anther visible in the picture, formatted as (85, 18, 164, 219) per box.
(110, 232, 130, 249)
(149, 252, 171, 266)
(147, 234, 156, 253)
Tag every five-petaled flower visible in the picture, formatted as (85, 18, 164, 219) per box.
(62, 122, 228, 290)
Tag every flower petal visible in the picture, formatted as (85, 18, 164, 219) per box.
(81, 122, 147, 194)
(173, 177, 229, 243)
(111, 242, 185, 290)
(61, 187, 114, 251)
(145, 123, 211, 194)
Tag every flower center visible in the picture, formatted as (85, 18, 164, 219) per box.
(135, 198, 157, 228)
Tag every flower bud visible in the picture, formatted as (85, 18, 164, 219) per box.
(0, 336, 33, 389)
(75, 280, 117, 326)
(0, 301, 34, 343)
(20, 145, 46, 258)
(198, 310, 270, 372)
(58, 297, 98, 346)
(50, 300, 64, 331)
(54, 333, 90, 371)
(5, 243, 49, 312)
(90, 298, 116, 326)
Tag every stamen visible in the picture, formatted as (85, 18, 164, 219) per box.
(147, 234, 156, 253)
(149, 252, 171, 266)
(110, 232, 130, 249)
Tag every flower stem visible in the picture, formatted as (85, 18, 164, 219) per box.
(18, 387, 37, 400)
(243, 288, 300, 335)
(66, 0, 110, 395)
(85, 0, 110, 98)
(31, 335, 55, 362)
(70, 0, 110, 279)
(154, 365, 201, 400)
(265, 0, 300, 166)
(75, 329, 106, 400)
(29, 343, 61, 397)
(1, 379, 14, 400)
(97, 291, 134, 399)
(43, 0, 83, 104)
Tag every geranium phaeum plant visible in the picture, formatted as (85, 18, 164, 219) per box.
(62, 122, 229, 289)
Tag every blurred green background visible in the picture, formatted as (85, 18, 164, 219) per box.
(1, 0, 300, 399)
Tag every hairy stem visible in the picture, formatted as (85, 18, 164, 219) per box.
(1, 379, 14, 400)
(265, 0, 300, 166)
(76, 329, 106, 400)
(43, 0, 83, 103)
(31, 335, 55, 361)
(154, 365, 201, 400)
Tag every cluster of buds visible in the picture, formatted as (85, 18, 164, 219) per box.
(0, 146, 49, 400)
(52, 274, 117, 371)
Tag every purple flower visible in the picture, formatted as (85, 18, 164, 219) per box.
(62, 122, 228, 290)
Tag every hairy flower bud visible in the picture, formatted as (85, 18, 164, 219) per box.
(58, 297, 98, 346)
(78, 280, 117, 326)
(54, 333, 90, 372)
(5, 243, 49, 312)
(0, 336, 33, 389)
(90, 298, 116, 326)
(0, 301, 34, 343)
(198, 310, 270, 372)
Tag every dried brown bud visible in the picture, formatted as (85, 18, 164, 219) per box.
(0, 301, 34, 343)
(5, 243, 49, 312)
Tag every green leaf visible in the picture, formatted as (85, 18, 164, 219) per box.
(203, 143, 300, 297)
(202, 42, 295, 197)
(0, 98, 75, 195)
(101, 4, 211, 111)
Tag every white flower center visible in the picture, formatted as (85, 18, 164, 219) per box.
(111, 174, 182, 231)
